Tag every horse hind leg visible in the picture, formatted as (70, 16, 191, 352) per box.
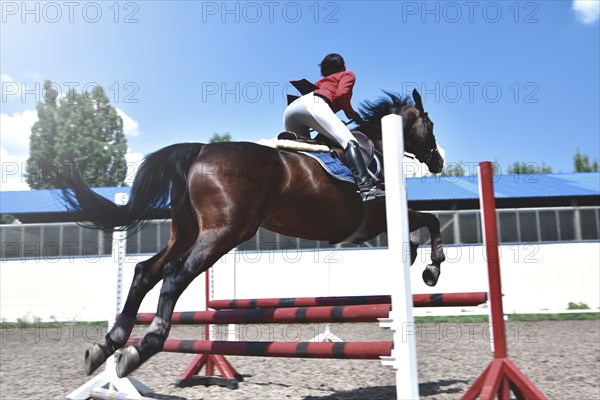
(84, 251, 166, 375)
(115, 230, 243, 378)
(85, 208, 198, 375)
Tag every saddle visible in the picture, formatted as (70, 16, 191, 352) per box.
(277, 130, 377, 174)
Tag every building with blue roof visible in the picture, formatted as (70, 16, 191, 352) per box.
(1, 172, 598, 261)
(1, 172, 598, 222)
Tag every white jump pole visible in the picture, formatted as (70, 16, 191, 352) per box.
(67, 193, 151, 400)
(379, 114, 420, 398)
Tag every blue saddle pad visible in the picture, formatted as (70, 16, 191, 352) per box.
(299, 151, 356, 184)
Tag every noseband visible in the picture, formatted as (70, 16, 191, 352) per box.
(405, 147, 440, 165)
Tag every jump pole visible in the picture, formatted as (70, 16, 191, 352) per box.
(379, 114, 420, 398)
(461, 162, 547, 400)
(67, 193, 152, 400)
(174, 266, 241, 389)
(208, 292, 488, 309)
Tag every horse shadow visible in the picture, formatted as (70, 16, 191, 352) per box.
(141, 393, 186, 400)
(419, 379, 470, 396)
(302, 379, 469, 399)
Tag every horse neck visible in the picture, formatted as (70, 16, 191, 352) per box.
(359, 107, 421, 184)
(399, 106, 419, 135)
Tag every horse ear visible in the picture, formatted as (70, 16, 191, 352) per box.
(412, 89, 424, 112)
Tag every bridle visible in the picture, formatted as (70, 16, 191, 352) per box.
(361, 112, 439, 166)
(403, 112, 440, 165)
(405, 141, 440, 165)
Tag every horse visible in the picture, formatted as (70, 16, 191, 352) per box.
(59, 89, 446, 378)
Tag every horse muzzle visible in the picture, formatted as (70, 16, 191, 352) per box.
(425, 149, 444, 174)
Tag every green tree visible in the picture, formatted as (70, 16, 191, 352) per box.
(208, 133, 232, 143)
(507, 162, 552, 175)
(26, 81, 128, 189)
(573, 148, 599, 172)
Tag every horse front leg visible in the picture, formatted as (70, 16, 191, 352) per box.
(409, 209, 446, 286)
(409, 231, 420, 265)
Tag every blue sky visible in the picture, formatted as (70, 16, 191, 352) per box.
(1, 0, 599, 190)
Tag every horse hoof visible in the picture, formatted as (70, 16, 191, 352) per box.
(85, 344, 107, 376)
(116, 346, 141, 378)
(422, 264, 440, 287)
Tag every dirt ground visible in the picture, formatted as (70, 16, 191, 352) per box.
(1, 320, 598, 400)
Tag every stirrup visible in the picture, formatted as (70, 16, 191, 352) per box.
(359, 186, 385, 202)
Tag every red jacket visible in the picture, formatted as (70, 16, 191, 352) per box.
(313, 71, 357, 119)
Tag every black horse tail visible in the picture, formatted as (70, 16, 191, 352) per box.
(61, 143, 204, 233)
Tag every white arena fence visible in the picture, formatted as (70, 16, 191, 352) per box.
(1, 241, 598, 322)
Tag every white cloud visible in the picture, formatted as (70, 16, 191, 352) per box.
(0, 109, 38, 155)
(0, 109, 38, 191)
(116, 108, 141, 138)
(0, 147, 30, 191)
(572, 0, 600, 24)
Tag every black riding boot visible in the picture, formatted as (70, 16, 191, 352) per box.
(344, 140, 385, 202)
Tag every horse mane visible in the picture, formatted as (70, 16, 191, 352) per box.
(357, 91, 413, 126)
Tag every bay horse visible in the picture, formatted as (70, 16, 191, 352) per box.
(60, 89, 445, 378)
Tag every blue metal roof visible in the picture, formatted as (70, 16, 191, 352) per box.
(0, 187, 131, 214)
(406, 172, 600, 201)
(1, 172, 599, 214)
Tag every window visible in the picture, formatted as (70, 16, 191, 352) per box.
(438, 214, 456, 244)
(82, 228, 102, 257)
(159, 222, 170, 249)
(458, 213, 480, 244)
(42, 225, 61, 258)
(558, 210, 575, 241)
(2, 225, 23, 259)
(62, 225, 80, 257)
(539, 210, 559, 242)
(579, 209, 599, 240)
(1, 206, 598, 260)
(499, 212, 518, 243)
(139, 223, 159, 254)
(22, 225, 42, 258)
(518, 211, 538, 243)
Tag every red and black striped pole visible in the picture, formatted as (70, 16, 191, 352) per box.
(208, 292, 487, 310)
(128, 338, 392, 360)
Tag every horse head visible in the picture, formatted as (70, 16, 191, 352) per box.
(356, 89, 444, 174)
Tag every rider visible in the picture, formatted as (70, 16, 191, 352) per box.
(283, 53, 385, 202)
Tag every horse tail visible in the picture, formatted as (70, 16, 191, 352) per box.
(61, 143, 204, 233)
